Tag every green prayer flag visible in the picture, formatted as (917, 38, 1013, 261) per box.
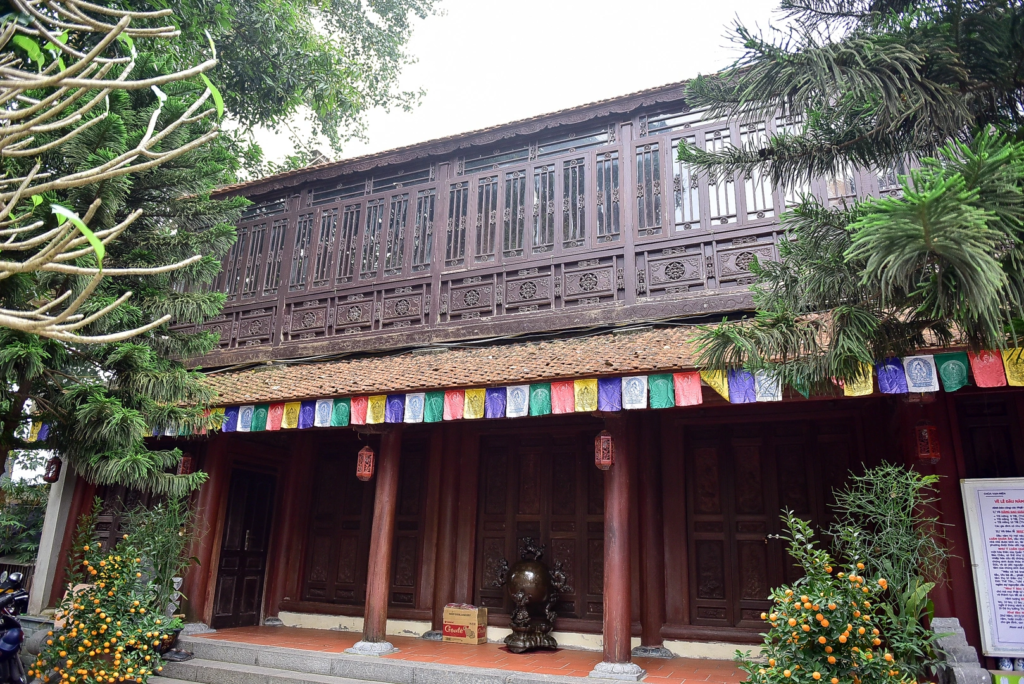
(791, 379, 810, 399)
(935, 352, 971, 392)
(331, 398, 351, 426)
(529, 383, 551, 416)
(424, 391, 445, 423)
(649, 374, 674, 408)
(251, 403, 269, 432)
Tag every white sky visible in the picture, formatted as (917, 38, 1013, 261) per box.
(254, 0, 783, 164)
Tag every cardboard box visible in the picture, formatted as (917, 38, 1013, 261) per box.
(442, 603, 487, 644)
(991, 671, 1024, 684)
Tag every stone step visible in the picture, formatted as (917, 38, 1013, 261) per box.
(158, 659, 381, 684)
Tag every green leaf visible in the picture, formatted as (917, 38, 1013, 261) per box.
(200, 74, 224, 119)
(11, 35, 43, 67)
(52, 204, 104, 267)
(31, 195, 42, 207)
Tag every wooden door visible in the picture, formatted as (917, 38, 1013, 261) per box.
(956, 398, 1024, 478)
(211, 469, 276, 628)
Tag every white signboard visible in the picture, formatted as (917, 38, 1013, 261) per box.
(961, 478, 1024, 658)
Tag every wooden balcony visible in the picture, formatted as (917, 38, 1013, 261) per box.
(187, 86, 898, 367)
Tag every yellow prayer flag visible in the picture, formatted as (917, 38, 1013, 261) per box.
(843, 363, 874, 396)
(1001, 349, 1024, 386)
(281, 402, 301, 429)
(27, 420, 41, 443)
(367, 395, 387, 424)
(464, 388, 486, 419)
(574, 379, 598, 412)
(211, 407, 226, 429)
(700, 370, 729, 401)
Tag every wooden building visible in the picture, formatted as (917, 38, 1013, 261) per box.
(35, 82, 1023, 679)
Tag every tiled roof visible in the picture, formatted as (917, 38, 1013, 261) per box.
(203, 326, 701, 405)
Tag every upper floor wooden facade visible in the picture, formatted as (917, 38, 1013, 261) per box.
(191, 83, 903, 367)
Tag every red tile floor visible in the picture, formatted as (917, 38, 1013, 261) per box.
(199, 627, 746, 684)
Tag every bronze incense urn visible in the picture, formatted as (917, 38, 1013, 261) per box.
(492, 538, 571, 653)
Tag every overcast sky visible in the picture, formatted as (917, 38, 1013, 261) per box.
(253, 0, 783, 164)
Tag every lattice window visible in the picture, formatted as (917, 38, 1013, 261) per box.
(775, 115, 811, 207)
(361, 199, 385, 278)
(288, 213, 315, 291)
(532, 165, 555, 253)
(412, 189, 435, 271)
(475, 175, 498, 262)
(740, 122, 775, 222)
(447, 182, 468, 267)
(383, 193, 409, 276)
(218, 226, 247, 300)
(705, 127, 737, 225)
(241, 223, 266, 298)
(503, 170, 526, 257)
(263, 218, 287, 296)
(673, 135, 701, 230)
(877, 156, 908, 197)
(827, 165, 858, 206)
(562, 158, 586, 248)
(636, 143, 662, 234)
(312, 209, 338, 288)
(595, 152, 620, 242)
(336, 204, 360, 284)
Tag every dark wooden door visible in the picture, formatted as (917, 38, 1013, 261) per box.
(211, 469, 276, 629)
(956, 398, 1024, 478)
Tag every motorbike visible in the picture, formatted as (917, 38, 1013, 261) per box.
(0, 571, 29, 684)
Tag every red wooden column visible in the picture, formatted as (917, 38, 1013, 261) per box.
(635, 412, 671, 657)
(590, 415, 646, 681)
(348, 426, 403, 656)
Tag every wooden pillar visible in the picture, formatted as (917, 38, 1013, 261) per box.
(349, 426, 402, 656)
(590, 415, 646, 681)
(635, 413, 670, 656)
(182, 438, 228, 625)
(427, 425, 461, 637)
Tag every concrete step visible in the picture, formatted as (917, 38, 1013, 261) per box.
(158, 658, 383, 684)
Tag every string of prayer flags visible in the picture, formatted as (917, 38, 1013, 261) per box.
(673, 372, 703, 407)
(649, 374, 674, 409)
(443, 390, 464, 421)
(267, 403, 285, 430)
(314, 399, 333, 427)
(968, 351, 1006, 387)
(405, 393, 425, 423)
(281, 402, 300, 429)
(350, 396, 368, 425)
(574, 379, 598, 412)
(298, 400, 315, 429)
(385, 395, 405, 423)
(551, 381, 575, 414)
(934, 352, 971, 392)
(902, 356, 939, 393)
(701, 370, 730, 401)
(464, 388, 486, 419)
(754, 372, 782, 402)
(238, 405, 254, 432)
(728, 369, 756, 404)
(622, 376, 648, 409)
(222, 406, 239, 432)
(367, 395, 386, 424)
(1002, 349, 1024, 386)
(424, 391, 444, 422)
(485, 388, 507, 418)
(506, 386, 530, 417)
(876, 359, 908, 394)
(529, 383, 552, 416)
(597, 377, 621, 411)
(331, 398, 351, 427)
(252, 404, 269, 431)
(842, 363, 874, 397)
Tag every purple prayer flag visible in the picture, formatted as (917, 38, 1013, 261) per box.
(223, 406, 239, 432)
(875, 358, 909, 394)
(37, 424, 49, 442)
(727, 369, 756, 404)
(485, 387, 506, 418)
(385, 395, 405, 423)
(598, 377, 622, 411)
(298, 400, 316, 429)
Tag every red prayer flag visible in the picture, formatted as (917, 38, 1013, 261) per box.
(443, 390, 464, 420)
(969, 350, 1007, 388)
(267, 403, 285, 431)
(551, 381, 575, 414)
(350, 396, 368, 425)
(673, 372, 703, 407)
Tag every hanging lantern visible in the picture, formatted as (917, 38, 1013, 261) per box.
(594, 430, 614, 470)
(915, 421, 940, 464)
(356, 445, 375, 481)
(42, 456, 62, 484)
(177, 453, 195, 476)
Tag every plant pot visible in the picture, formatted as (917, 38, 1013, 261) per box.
(155, 628, 182, 655)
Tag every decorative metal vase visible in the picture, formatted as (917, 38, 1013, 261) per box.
(492, 537, 571, 653)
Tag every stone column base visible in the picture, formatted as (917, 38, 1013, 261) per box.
(589, 661, 647, 681)
(263, 617, 284, 627)
(346, 640, 398, 656)
(180, 623, 216, 636)
(631, 645, 673, 659)
(420, 630, 443, 641)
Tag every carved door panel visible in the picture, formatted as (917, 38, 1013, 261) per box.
(390, 442, 428, 608)
(956, 398, 1024, 478)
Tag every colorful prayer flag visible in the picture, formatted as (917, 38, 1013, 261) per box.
(385, 395, 405, 423)
(935, 352, 971, 392)
(314, 399, 333, 427)
(238, 405, 254, 432)
(485, 388, 506, 419)
(331, 398, 351, 427)
(649, 374, 674, 409)
(597, 378, 621, 411)
(37, 424, 49, 442)
(298, 400, 316, 429)
(701, 370, 730, 401)
(754, 372, 782, 402)
(350, 396, 368, 425)
(443, 390, 464, 420)
(405, 393, 425, 423)
(267, 403, 285, 430)
(506, 386, 530, 417)
(673, 372, 702, 407)
(842, 363, 874, 397)
(252, 404, 269, 432)
(424, 391, 445, 422)
(464, 389, 486, 419)
(222, 406, 239, 432)
(27, 421, 41, 443)
(367, 395, 386, 424)
(281, 402, 301, 429)
(728, 369, 756, 404)
(529, 384, 551, 416)
(968, 350, 1006, 387)
(573, 379, 597, 412)
(875, 359, 908, 394)
(551, 381, 575, 414)
(902, 356, 939, 393)
(621, 376, 648, 410)
(211, 407, 226, 431)
(1001, 349, 1024, 386)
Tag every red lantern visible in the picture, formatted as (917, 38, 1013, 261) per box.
(177, 453, 195, 476)
(357, 445, 375, 481)
(915, 421, 940, 464)
(42, 456, 62, 484)
(594, 430, 614, 470)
